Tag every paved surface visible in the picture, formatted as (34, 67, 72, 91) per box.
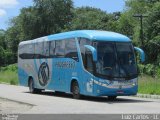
(0, 84, 160, 114)
(0, 98, 32, 113)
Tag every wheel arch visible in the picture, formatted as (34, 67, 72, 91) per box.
(70, 77, 80, 93)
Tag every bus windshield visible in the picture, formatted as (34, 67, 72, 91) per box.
(95, 41, 137, 79)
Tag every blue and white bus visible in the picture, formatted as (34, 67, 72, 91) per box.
(18, 30, 145, 99)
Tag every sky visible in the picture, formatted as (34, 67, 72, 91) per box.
(0, 0, 125, 30)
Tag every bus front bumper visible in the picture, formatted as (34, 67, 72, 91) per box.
(96, 86, 138, 96)
(93, 80, 138, 96)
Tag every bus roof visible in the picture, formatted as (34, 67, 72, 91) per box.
(48, 30, 131, 42)
(19, 30, 131, 45)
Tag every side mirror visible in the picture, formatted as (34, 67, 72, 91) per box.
(84, 45, 97, 62)
(134, 47, 145, 63)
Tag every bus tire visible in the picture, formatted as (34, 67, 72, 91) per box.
(72, 81, 81, 99)
(29, 78, 35, 93)
(108, 96, 117, 100)
(28, 78, 41, 94)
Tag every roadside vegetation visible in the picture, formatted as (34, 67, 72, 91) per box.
(0, 64, 18, 85)
(138, 75, 160, 95)
(138, 64, 160, 95)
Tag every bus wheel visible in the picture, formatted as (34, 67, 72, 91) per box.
(72, 81, 81, 99)
(29, 78, 35, 93)
(29, 78, 40, 93)
(29, 79, 42, 94)
(108, 96, 117, 100)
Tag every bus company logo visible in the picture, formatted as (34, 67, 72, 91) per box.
(38, 62, 49, 86)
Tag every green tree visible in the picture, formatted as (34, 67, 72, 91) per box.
(0, 30, 6, 49)
(33, 0, 74, 36)
(1, 0, 74, 65)
(70, 7, 110, 30)
(144, 2, 160, 63)
(11, 0, 74, 40)
(117, 12, 135, 38)
(0, 30, 6, 66)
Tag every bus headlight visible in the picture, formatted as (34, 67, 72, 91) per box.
(132, 83, 136, 86)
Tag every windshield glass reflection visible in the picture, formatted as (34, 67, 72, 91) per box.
(95, 41, 137, 79)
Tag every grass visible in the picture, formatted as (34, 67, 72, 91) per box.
(0, 64, 18, 85)
(0, 64, 160, 95)
(138, 75, 160, 95)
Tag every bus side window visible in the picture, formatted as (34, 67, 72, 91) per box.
(65, 39, 78, 61)
(19, 43, 34, 59)
(79, 38, 92, 68)
(50, 41, 55, 57)
(55, 40, 65, 57)
(35, 42, 44, 59)
(43, 41, 49, 57)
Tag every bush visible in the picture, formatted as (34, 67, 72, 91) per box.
(138, 64, 145, 75)
(144, 64, 155, 76)
(138, 63, 159, 78)
(0, 64, 18, 85)
(156, 67, 160, 78)
(0, 64, 17, 72)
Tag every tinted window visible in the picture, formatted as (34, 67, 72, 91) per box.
(79, 38, 92, 54)
(85, 51, 94, 73)
(43, 41, 50, 57)
(19, 43, 34, 59)
(50, 41, 55, 57)
(94, 41, 137, 80)
(65, 39, 78, 61)
(116, 42, 137, 77)
(96, 42, 118, 77)
(55, 40, 65, 57)
(79, 38, 92, 67)
(35, 42, 44, 58)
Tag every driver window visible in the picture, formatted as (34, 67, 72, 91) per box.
(85, 51, 93, 73)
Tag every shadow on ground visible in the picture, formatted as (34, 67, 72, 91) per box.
(24, 90, 153, 104)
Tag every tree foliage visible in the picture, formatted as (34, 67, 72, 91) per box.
(69, 7, 110, 30)
(0, 0, 74, 65)
(12, 0, 74, 40)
